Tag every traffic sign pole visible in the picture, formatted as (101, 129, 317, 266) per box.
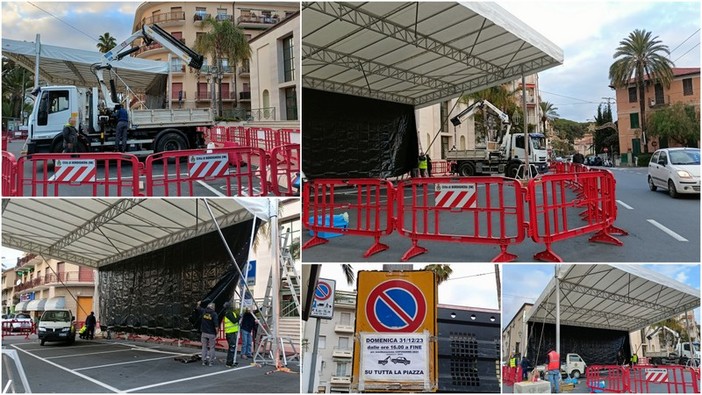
(307, 318, 322, 393)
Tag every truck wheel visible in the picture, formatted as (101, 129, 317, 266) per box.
(570, 370, 580, 379)
(458, 162, 475, 176)
(506, 163, 521, 178)
(155, 132, 187, 153)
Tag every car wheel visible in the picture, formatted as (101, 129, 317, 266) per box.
(648, 176, 657, 191)
(668, 180, 679, 198)
(571, 370, 581, 379)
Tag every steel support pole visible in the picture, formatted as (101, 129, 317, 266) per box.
(34, 34, 41, 89)
(522, 73, 530, 179)
(270, 199, 281, 368)
(307, 318, 322, 393)
(555, 265, 560, 358)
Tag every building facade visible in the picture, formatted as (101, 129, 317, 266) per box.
(629, 310, 700, 359)
(502, 303, 533, 362)
(613, 67, 700, 157)
(131, 2, 300, 118)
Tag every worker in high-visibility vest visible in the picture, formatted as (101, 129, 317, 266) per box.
(222, 302, 240, 368)
(418, 152, 428, 177)
(509, 353, 516, 367)
(630, 353, 638, 366)
(547, 349, 560, 393)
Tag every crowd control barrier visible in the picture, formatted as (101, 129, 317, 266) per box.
(628, 365, 700, 394)
(145, 146, 267, 196)
(230, 126, 251, 147)
(527, 170, 626, 262)
(502, 366, 523, 385)
(1, 321, 35, 340)
(269, 144, 300, 196)
(395, 177, 526, 262)
(2, 151, 18, 196)
(16, 153, 143, 196)
(2, 131, 9, 151)
(586, 365, 629, 393)
(430, 160, 453, 176)
(303, 179, 395, 258)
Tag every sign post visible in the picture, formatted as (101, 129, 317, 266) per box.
(307, 278, 336, 393)
(353, 271, 437, 392)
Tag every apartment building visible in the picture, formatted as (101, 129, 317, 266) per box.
(131, 2, 300, 118)
(2, 254, 97, 323)
(629, 310, 700, 357)
(612, 67, 700, 157)
(502, 303, 534, 362)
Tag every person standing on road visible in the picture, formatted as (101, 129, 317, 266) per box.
(196, 300, 219, 366)
(520, 355, 531, 381)
(222, 302, 240, 368)
(630, 352, 638, 366)
(418, 152, 428, 177)
(62, 117, 79, 153)
(85, 312, 97, 340)
(114, 104, 129, 153)
(240, 308, 256, 359)
(547, 349, 560, 393)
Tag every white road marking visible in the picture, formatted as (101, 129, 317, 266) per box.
(647, 219, 689, 242)
(45, 348, 140, 359)
(123, 364, 254, 392)
(73, 354, 189, 371)
(10, 344, 121, 393)
(616, 200, 634, 210)
(197, 180, 225, 196)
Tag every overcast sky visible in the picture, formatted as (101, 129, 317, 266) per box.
(503, 264, 701, 329)
(0, 1, 700, 120)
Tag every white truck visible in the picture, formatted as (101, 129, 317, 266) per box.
(644, 326, 701, 365)
(536, 352, 587, 379)
(25, 24, 213, 156)
(38, 309, 76, 346)
(445, 99, 549, 177)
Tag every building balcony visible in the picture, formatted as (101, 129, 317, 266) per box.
(134, 38, 186, 56)
(222, 91, 236, 102)
(138, 11, 185, 29)
(330, 376, 352, 385)
(215, 14, 234, 22)
(193, 13, 211, 24)
(171, 91, 186, 100)
(332, 347, 353, 358)
(239, 91, 251, 101)
(198, 65, 234, 75)
(238, 66, 250, 77)
(170, 64, 186, 73)
(334, 324, 354, 333)
(14, 271, 94, 292)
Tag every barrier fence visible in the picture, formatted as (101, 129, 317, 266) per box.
(586, 364, 700, 394)
(430, 160, 453, 176)
(269, 144, 300, 196)
(502, 366, 523, 386)
(2, 151, 17, 196)
(1, 320, 35, 340)
(303, 179, 395, 258)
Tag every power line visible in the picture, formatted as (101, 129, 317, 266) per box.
(669, 29, 700, 54)
(674, 42, 700, 63)
(444, 272, 494, 281)
(27, 2, 98, 43)
(540, 89, 600, 104)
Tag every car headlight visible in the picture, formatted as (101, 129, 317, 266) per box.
(38, 327, 46, 332)
(60, 327, 71, 332)
(677, 170, 692, 178)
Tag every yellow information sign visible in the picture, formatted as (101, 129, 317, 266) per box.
(352, 270, 437, 392)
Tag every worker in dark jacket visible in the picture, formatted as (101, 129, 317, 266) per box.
(62, 117, 79, 153)
(222, 302, 240, 368)
(240, 308, 257, 359)
(114, 104, 129, 152)
(196, 300, 219, 366)
(85, 312, 97, 340)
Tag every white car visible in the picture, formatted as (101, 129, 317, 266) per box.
(648, 148, 701, 198)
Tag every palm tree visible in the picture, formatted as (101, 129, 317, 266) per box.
(494, 264, 501, 310)
(96, 32, 117, 53)
(539, 101, 559, 135)
(341, 264, 355, 286)
(422, 264, 453, 285)
(195, 16, 251, 117)
(609, 29, 674, 154)
(2, 59, 32, 120)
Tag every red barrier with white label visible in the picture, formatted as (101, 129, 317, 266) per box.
(395, 177, 526, 262)
(16, 153, 143, 196)
(586, 365, 628, 393)
(430, 160, 453, 176)
(628, 365, 699, 394)
(230, 126, 251, 147)
(269, 144, 300, 196)
(2, 151, 18, 196)
(528, 170, 627, 262)
(303, 179, 394, 258)
(144, 147, 267, 196)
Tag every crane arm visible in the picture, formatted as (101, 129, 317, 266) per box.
(450, 99, 511, 126)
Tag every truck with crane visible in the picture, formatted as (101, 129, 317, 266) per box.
(642, 325, 701, 365)
(24, 24, 213, 156)
(445, 99, 549, 178)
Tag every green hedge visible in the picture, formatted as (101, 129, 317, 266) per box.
(636, 153, 652, 167)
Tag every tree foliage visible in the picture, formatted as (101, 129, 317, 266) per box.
(422, 264, 453, 285)
(96, 32, 117, 53)
(647, 103, 700, 147)
(539, 101, 559, 135)
(2, 58, 33, 120)
(594, 103, 618, 154)
(551, 118, 586, 143)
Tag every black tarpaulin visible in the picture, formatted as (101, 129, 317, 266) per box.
(526, 322, 631, 366)
(302, 88, 418, 179)
(99, 219, 259, 340)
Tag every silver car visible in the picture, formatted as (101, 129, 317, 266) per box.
(648, 148, 700, 198)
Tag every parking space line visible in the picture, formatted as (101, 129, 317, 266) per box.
(73, 354, 189, 371)
(123, 364, 254, 393)
(616, 200, 634, 210)
(45, 348, 140, 359)
(647, 219, 689, 242)
(10, 344, 121, 393)
(197, 180, 226, 196)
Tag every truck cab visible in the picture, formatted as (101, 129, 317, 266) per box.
(561, 353, 586, 379)
(38, 309, 76, 346)
(27, 86, 85, 154)
(499, 132, 549, 174)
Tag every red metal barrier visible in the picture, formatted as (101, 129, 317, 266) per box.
(628, 365, 699, 393)
(586, 365, 628, 393)
(502, 366, 523, 385)
(231, 126, 251, 147)
(278, 128, 300, 146)
(269, 144, 300, 196)
(396, 177, 526, 262)
(303, 179, 394, 258)
(16, 153, 143, 196)
(2, 151, 18, 196)
(528, 170, 626, 262)
(144, 146, 267, 196)
(1, 321, 35, 339)
(2, 131, 9, 151)
(430, 160, 454, 176)
(249, 127, 278, 152)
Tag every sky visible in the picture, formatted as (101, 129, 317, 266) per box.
(1, 1, 699, 122)
(317, 263, 500, 310)
(502, 263, 701, 330)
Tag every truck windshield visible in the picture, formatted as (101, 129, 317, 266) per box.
(694, 343, 700, 352)
(531, 136, 546, 150)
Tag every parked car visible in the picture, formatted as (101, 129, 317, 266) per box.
(38, 309, 76, 345)
(648, 148, 701, 198)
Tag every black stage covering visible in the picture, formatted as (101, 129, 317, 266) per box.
(98, 218, 259, 340)
(526, 322, 631, 365)
(302, 88, 418, 179)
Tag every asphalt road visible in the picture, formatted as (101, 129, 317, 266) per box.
(301, 168, 700, 262)
(1, 334, 299, 393)
(3, 140, 275, 197)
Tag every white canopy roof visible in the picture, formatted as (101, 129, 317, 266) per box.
(302, 1, 563, 108)
(1, 38, 168, 93)
(1, 199, 260, 269)
(527, 264, 701, 332)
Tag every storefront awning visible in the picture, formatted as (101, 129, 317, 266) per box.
(26, 298, 47, 311)
(44, 297, 66, 310)
(14, 301, 28, 311)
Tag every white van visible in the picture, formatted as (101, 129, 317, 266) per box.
(38, 309, 76, 346)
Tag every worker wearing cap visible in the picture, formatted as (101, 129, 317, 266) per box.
(547, 349, 560, 393)
(222, 302, 240, 368)
(418, 152, 428, 177)
(196, 300, 219, 366)
(62, 117, 78, 153)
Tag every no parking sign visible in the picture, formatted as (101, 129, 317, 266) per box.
(309, 278, 335, 319)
